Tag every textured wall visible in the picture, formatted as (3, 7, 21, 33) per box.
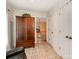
(48, 1, 72, 59)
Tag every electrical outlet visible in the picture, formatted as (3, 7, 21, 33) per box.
(69, 37, 72, 39)
(66, 36, 68, 38)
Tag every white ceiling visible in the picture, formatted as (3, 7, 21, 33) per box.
(7, 0, 70, 12)
(7, 0, 58, 12)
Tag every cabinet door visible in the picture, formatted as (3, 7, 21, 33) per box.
(16, 16, 24, 40)
(23, 17, 35, 40)
(16, 16, 35, 48)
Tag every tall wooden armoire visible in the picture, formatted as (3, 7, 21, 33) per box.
(16, 16, 35, 48)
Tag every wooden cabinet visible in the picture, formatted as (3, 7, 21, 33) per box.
(16, 16, 35, 48)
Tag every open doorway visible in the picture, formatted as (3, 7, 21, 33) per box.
(36, 18, 47, 43)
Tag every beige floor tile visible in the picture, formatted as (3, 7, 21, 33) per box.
(25, 41, 62, 59)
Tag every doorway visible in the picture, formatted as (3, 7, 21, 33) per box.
(36, 18, 47, 43)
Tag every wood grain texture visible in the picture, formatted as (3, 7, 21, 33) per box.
(16, 16, 35, 48)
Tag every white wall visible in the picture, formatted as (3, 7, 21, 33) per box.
(6, 7, 15, 50)
(48, 1, 72, 59)
(14, 9, 48, 18)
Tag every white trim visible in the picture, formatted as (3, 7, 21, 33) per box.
(35, 17, 37, 43)
(46, 18, 48, 42)
(13, 15, 16, 48)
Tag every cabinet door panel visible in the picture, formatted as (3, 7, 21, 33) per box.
(16, 16, 35, 48)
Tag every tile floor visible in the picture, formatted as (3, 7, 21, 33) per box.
(25, 41, 63, 59)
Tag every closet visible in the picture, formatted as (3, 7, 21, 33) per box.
(16, 16, 35, 48)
